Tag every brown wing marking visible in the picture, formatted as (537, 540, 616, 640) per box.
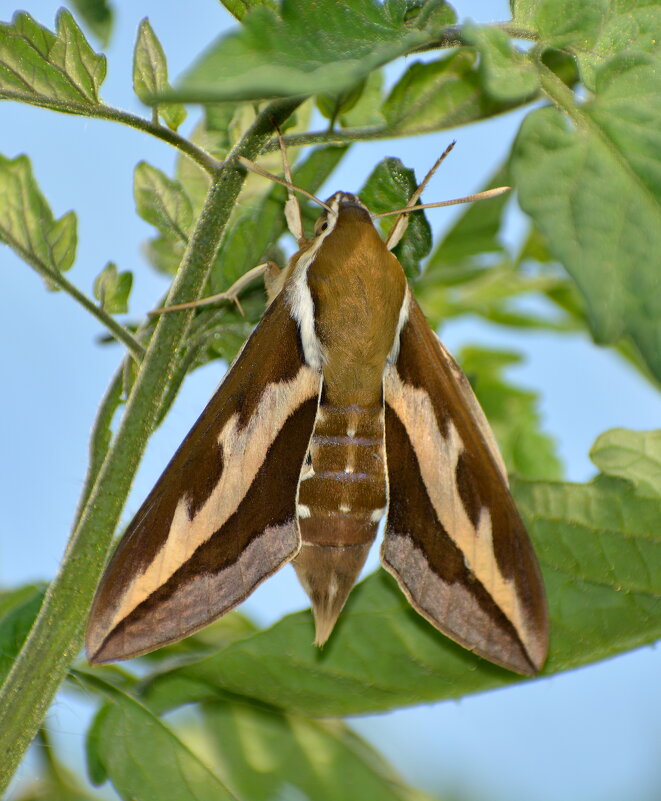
(382, 299, 548, 675)
(87, 293, 321, 662)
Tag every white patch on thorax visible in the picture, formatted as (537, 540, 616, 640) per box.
(387, 285, 411, 365)
(285, 204, 338, 371)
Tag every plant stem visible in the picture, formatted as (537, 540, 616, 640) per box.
(0, 93, 220, 174)
(0, 97, 301, 792)
(94, 104, 221, 174)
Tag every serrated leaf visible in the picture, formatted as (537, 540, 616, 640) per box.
(359, 157, 432, 276)
(142, 451, 660, 718)
(170, 0, 448, 103)
(203, 701, 434, 801)
(383, 49, 527, 135)
(45, 211, 78, 272)
(463, 23, 539, 102)
(93, 262, 132, 314)
(511, 54, 661, 382)
(0, 9, 106, 109)
(134, 161, 193, 242)
(0, 585, 46, 685)
(458, 346, 562, 480)
(82, 677, 236, 801)
(133, 18, 186, 131)
(0, 154, 78, 285)
(70, 0, 114, 47)
(591, 429, 661, 499)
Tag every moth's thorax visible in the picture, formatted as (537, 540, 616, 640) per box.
(307, 201, 407, 406)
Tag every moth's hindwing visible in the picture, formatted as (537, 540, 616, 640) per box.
(382, 299, 548, 675)
(86, 292, 321, 663)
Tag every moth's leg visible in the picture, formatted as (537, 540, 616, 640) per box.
(274, 122, 305, 245)
(150, 261, 280, 316)
(385, 141, 456, 251)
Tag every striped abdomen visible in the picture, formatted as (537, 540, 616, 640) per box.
(293, 403, 387, 644)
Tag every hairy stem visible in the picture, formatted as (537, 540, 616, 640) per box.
(0, 97, 301, 791)
(0, 93, 220, 174)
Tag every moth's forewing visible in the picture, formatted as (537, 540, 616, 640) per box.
(383, 299, 548, 675)
(86, 293, 321, 663)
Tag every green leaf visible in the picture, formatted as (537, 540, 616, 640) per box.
(146, 234, 185, 277)
(170, 0, 447, 103)
(0, 9, 106, 109)
(317, 77, 368, 125)
(516, 474, 661, 667)
(383, 49, 528, 135)
(458, 346, 562, 480)
(0, 585, 46, 685)
(219, 0, 279, 22)
(403, 0, 456, 29)
(514, 0, 607, 49)
(203, 701, 434, 801)
(359, 157, 432, 276)
(93, 262, 132, 314)
(69, 0, 114, 47)
(337, 68, 385, 128)
(82, 676, 236, 800)
(514, 0, 661, 91)
(415, 168, 577, 335)
(590, 429, 661, 499)
(134, 161, 193, 243)
(511, 55, 661, 382)
(143, 450, 660, 717)
(0, 154, 78, 283)
(463, 23, 539, 101)
(133, 18, 187, 131)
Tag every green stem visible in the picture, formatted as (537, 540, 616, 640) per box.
(8, 242, 145, 361)
(0, 93, 220, 174)
(94, 104, 220, 174)
(0, 97, 301, 792)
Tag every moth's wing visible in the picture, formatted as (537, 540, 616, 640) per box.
(87, 293, 321, 663)
(382, 298, 548, 674)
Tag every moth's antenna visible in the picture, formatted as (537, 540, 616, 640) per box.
(238, 157, 333, 213)
(375, 185, 511, 220)
(385, 141, 456, 250)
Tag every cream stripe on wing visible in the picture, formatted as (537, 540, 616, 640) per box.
(384, 365, 531, 648)
(107, 366, 320, 633)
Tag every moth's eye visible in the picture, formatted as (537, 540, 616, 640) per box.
(315, 218, 329, 235)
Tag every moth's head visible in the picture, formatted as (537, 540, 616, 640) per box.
(312, 191, 373, 240)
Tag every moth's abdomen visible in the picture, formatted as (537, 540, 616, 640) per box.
(293, 404, 387, 644)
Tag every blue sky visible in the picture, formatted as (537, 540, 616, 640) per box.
(2, 1, 660, 800)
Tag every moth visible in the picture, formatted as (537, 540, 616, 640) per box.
(86, 145, 548, 675)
